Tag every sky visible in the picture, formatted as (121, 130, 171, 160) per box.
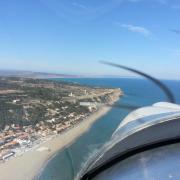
(0, 0, 180, 79)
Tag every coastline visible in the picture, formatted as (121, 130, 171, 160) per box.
(0, 91, 121, 180)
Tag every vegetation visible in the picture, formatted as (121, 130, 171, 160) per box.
(0, 77, 115, 130)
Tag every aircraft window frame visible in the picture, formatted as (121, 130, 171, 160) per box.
(80, 136, 180, 180)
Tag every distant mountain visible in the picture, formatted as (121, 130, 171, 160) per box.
(0, 69, 138, 79)
(0, 70, 80, 79)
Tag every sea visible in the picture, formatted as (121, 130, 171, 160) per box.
(38, 78, 180, 180)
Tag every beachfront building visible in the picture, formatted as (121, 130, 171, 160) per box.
(80, 102, 97, 112)
(16, 139, 30, 146)
(0, 151, 15, 161)
(12, 99, 21, 104)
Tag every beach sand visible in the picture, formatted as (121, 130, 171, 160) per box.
(0, 91, 120, 180)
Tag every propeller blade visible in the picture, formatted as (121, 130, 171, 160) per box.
(100, 61, 175, 103)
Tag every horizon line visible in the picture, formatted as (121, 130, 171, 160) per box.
(0, 69, 179, 81)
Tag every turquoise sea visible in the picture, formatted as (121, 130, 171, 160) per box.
(38, 78, 180, 180)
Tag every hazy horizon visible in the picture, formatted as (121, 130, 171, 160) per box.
(0, 68, 180, 80)
(0, 0, 180, 79)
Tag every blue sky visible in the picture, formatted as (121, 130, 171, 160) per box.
(0, 0, 180, 79)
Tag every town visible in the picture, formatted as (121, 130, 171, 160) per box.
(0, 77, 122, 162)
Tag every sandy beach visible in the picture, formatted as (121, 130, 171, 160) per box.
(0, 91, 120, 180)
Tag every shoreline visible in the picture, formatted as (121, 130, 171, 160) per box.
(0, 91, 121, 180)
